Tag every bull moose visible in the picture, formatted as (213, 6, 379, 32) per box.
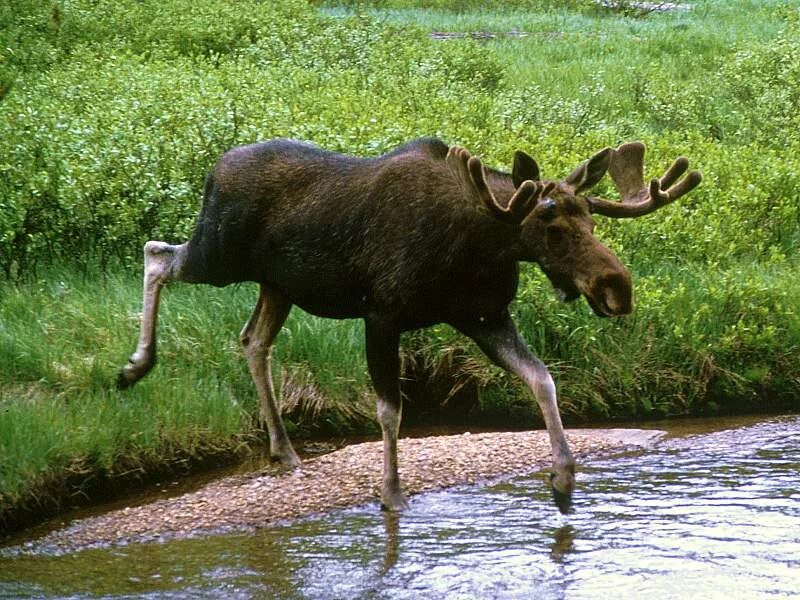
(118, 137, 701, 513)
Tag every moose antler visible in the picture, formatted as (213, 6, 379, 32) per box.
(587, 141, 702, 218)
(446, 146, 553, 224)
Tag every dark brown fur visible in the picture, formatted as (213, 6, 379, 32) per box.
(181, 138, 627, 324)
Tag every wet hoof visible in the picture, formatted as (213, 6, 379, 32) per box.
(551, 484, 574, 515)
(549, 472, 574, 515)
(380, 491, 409, 512)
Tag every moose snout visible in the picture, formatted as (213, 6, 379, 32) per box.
(587, 271, 633, 317)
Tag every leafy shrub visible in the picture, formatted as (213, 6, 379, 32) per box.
(0, 1, 64, 96)
(315, 0, 595, 10)
(0, 1, 505, 275)
(719, 8, 800, 146)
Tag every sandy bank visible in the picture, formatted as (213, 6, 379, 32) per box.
(25, 428, 663, 553)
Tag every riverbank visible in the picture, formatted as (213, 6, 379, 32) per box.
(11, 428, 662, 553)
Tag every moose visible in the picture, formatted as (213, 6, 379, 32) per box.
(118, 137, 701, 513)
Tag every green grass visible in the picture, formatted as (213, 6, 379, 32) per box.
(1, 0, 800, 531)
(0, 267, 376, 527)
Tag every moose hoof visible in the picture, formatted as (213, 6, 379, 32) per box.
(116, 370, 134, 390)
(271, 454, 301, 472)
(549, 471, 575, 515)
(270, 444, 302, 471)
(380, 489, 409, 512)
(116, 364, 146, 390)
(117, 352, 156, 390)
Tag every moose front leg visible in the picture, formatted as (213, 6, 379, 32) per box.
(118, 241, 189, 389)
(365, 319, 408, 511)
(457, 313, 576, 514)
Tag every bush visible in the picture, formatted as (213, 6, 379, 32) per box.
(0, 1, 507, 275)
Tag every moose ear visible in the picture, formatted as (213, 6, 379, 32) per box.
(512, 150, 540, 188)
(564, 147, 612, 194)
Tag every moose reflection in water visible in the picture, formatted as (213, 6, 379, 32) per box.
(380, 512, 574, 573)
(118, 137, 701, 512)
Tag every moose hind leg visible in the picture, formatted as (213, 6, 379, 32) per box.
(240, 285, 300, 468)
(457, 313, 576, 514)
(118, 241, 189, 389)
(365, 320, 408, 511)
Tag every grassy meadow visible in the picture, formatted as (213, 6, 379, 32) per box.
(1, 0, 799, 532)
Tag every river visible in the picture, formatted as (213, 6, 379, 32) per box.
(1, 415, 798, 598)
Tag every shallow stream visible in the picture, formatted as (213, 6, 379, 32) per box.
(1, 415, 798, 598)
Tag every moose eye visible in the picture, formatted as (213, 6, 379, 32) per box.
(538, 199, 558, 221)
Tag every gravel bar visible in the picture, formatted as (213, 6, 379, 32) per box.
(26, 428, 663, 553)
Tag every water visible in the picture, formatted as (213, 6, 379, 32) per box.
(1, 416, 798, 599)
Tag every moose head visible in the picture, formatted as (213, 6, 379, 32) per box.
(446, 141, 702, 319)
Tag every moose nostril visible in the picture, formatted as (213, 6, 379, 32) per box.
(598, 273, 632, 315)
(605, 291, 631, 315)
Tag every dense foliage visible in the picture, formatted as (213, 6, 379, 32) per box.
(3, 1, 799, 274)
(1, 0, 799, 531)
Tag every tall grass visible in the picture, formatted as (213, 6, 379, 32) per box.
(1, 0, 799, 531)
(0, 267, 375, 528)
